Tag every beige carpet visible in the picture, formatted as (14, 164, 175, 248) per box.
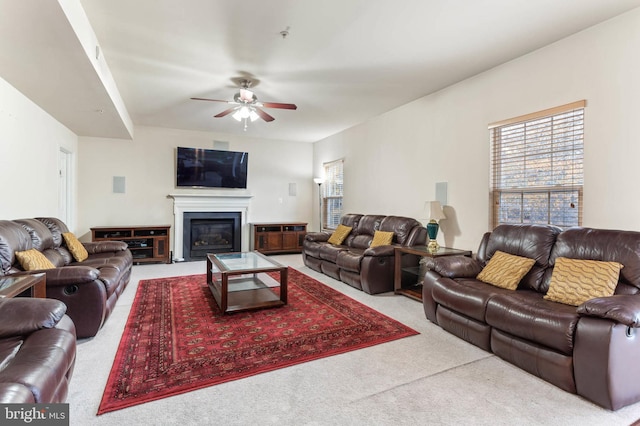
(68, 255, 640, 425)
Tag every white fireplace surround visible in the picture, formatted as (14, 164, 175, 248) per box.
(168, 193, 252, 261)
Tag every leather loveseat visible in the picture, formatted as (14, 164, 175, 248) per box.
(302, 214, 427, 294)
(422, 223, 640, 410)
(0, 297, 76, 403)
(0, 217, 132, 338)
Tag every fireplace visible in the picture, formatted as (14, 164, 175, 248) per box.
(169, 193, 253, 261)
(183, 212, 242, 261)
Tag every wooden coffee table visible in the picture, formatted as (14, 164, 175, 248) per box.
(206, 251, 288, 314)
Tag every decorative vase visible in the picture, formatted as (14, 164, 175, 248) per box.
(426, 220, 440, 252)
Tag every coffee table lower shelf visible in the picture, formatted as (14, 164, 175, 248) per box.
(207, 276, 284, 314)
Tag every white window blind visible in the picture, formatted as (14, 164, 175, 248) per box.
(323, 159, 343, 230)
(489, 100, 585, 229)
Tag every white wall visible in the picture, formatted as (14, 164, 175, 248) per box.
(77, 126, 314, 244)
(313, 8, 640, 252)
(0, 75, 78, 224)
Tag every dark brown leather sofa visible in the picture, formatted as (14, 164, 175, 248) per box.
(0, 297, 76, 403)
(422, 223, 640, 410)
(302, 214, 427, 294)
(0, 217, 132, 338)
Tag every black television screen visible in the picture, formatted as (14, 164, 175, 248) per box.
(176, 147, 248, 188)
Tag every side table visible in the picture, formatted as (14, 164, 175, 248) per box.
(0, 273, 46, 298)
(394, 246, 471, 302)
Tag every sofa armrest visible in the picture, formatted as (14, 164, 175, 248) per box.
(83, 240, 128, 254)
(363, 245, 396, 257)
(577, 295, 640, 327)
(0, 383, 35, 403)
(305, 232, 331, 243)
(424, 256, 483, 279)
(0, 298, 67, 338)
(43, 266, 100, 287)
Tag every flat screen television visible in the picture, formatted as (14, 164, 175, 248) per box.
(176, 147, 248, 189)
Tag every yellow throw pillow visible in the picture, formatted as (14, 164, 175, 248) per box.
(370, 230, 394, 248)
(15, 249, 55, 271)
(476, 250, 536, 290)
(327, 224, 352, 245)
(544, 257, 623, 306)
(62, 232, 89, 262)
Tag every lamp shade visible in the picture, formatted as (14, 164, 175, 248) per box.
(313, 177, 324, 185)
(426, 201, 446, 221)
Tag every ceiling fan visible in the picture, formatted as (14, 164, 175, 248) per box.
(191, 79, 297, 130)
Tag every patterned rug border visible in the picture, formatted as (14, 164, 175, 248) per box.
(97, 268, 418, 414)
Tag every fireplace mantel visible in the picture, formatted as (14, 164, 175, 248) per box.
(168, 193, 253, 261)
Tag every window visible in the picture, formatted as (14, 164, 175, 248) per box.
(489, 100, 585, 229)
(323, 159, 343, 230)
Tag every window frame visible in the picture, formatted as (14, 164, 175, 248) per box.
(489, 100, 585, 229)
(322, 159, 344, 230)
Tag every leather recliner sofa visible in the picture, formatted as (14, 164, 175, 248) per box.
(422, 223, 640, 410)
(0, 217, 132, 338)
(0, 297, 76, 403)
(302, 214, 427, 294)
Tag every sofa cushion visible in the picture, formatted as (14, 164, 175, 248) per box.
(13, 219, 54, 252)
(480, 224, 561, 293)
(476, 250, 536, 290)
(486, 291, 579, 355)
(379, 215, 423, 245)
(432, 277, 513, 322)
(62, 232, 89, 263)
(338, 214, 363, 246)
(302, 240, 322, 258)
(336, 249, 365, 273)
(356, 215, 385, 235)
(350, 215, 385, 249)
(350, 234, 374, 249)
(370, 230, 393, 248)
(327, 225, 352, 245)
(15, 249, 55, 271)
(0, 221, 31, 275)
(35, 218, 69, 248)
(544, 257, 623, 306)
(546, 227, 640, 291)
(318, 244, 348, 263)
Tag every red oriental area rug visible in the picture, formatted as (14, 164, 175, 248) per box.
(97, 268, 418, 414)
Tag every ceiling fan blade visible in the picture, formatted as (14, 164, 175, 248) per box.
(191, 97, 237, 104)
(255, 108, 275, 122)
(214, 107, 238, 118)
(260, 102, 297, 110)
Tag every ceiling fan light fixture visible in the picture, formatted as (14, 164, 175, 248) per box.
(240, 106, 252, 119)
(239, 88, 255, 102)
(192, 79, 296, 128)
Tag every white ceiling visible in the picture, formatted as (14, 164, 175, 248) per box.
(2, 0, 640, 143)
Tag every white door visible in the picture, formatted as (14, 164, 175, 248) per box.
(58, 148, 72, 225)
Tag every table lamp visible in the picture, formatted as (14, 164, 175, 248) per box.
(425, 201, 446, 252)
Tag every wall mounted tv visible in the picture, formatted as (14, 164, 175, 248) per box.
(176, 147, 248, 189)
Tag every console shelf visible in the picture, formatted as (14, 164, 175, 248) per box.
(251, 222, 307, 254)
(91, 225, 171, 264)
